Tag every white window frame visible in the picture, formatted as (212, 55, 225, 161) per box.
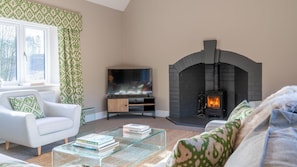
(0, 17, 59, 87)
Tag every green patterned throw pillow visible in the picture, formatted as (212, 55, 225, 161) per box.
(9, 95, 45, 119)
(166, 119, 241, 167)
(227, 100, 253, 122)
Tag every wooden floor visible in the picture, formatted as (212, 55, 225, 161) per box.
(15, 117, 205, 166)
(136, 129, 200, 166)
(27, 128, 200, 166)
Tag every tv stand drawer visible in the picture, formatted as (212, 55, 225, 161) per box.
(129, 98, 144, 104)
(107, 97, 155, 120)
(107, 99, 129, 112)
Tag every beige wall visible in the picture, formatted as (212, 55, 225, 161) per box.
(32, 0, 124, 113)
(124, 0, 297, 111)
(31, 0, 297, 115)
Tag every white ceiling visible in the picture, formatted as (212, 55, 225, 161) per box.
(85, 0, 130, 11)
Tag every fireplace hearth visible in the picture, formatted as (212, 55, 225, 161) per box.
(168, 40, 262, 127)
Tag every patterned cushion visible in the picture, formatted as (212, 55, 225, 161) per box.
(227, 100, 253, 122)
(166, 119, 241, 167)
(9, 95, 45, 119)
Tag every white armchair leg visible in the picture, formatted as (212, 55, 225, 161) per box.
(37, 146, 41, 156)
(5, 141, 9, 150)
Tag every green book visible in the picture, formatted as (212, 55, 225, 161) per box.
(76, 133, 114, 146)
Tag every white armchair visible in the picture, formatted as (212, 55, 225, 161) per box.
(0, 89, 81, 156)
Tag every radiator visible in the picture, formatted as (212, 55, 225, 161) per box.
(39, 90, 58, 102)
(83, 107, 96, 122)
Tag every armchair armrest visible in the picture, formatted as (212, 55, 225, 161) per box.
(0, 106, 39, 145)
(43, 101, 81, 121)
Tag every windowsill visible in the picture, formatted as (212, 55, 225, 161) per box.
(0, 84, 60, 92)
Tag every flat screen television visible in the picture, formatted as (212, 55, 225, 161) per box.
(107, 68, 153, 97)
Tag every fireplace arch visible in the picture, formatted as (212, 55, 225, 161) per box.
(168, 40, 262, 126)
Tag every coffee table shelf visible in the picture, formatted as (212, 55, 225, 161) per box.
(52, 127, 166, 167)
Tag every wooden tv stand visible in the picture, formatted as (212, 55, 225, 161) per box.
(106, 96, 155, 120)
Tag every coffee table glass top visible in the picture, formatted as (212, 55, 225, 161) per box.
(52, 127, 166, 167)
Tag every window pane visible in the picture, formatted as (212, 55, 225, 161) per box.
(25, 27, 45, 82)
(0, 23, 17, 82)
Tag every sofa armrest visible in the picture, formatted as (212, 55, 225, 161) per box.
(0, 153, 41, 166)
(248, 100, 262, 108)
(204, 120, 227, 132)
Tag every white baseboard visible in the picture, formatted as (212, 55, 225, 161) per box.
(155, 110, 169, 117)
(85, 110, 169, 122)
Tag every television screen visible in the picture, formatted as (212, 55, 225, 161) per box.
(107, 68, 153, 96)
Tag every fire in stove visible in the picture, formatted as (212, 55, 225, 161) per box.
(204, 90, 225, 118)
(207, 95, 221, 109)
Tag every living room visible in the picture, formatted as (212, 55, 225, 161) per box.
(1, 0, 297, 166)
(23, 0, 296, 120)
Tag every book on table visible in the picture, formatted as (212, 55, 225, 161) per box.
(123, 127, 152, 134)
(74, 133, 118, 151)
(123, 130, 151, 139)
(123, 123, 151, 136)
(123, 123, 150, 132)
(73, 140, 119, 151)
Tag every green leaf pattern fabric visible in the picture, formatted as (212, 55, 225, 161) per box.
(166, 119, 241, 167)
(9, 95, 45, 119)
(59, 28, 85, 125)
(1, 0, 85, 124)
(227, 100, 253, 122)
(0, 0, 82, 31)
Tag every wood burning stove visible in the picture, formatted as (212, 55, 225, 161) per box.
(168, 40, 262, 127)
(204, 90, 225, 117)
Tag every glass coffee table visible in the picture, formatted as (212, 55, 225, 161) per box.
(52, 127, 166, 167)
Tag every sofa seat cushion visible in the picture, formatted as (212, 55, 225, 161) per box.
(225, 97, 297, 167)
(166, 119, 241, 167)
(36, 117, 73, 135)
(262, 108, 297, 167)
(224, 128, 268, 167)
(235, 86, 297, 148)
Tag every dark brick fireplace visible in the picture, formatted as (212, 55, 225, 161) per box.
(168, 40, 262, 127)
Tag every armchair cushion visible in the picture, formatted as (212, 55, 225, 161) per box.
(36, 117, 73, 135)
(9, 95, 45, 119)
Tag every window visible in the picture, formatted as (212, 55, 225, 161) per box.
(0, 18, 58, 86)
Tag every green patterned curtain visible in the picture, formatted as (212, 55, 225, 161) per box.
(59, 28, 85, 125)
(0, 0, 85, 124)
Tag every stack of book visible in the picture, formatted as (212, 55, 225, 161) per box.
(123, 123, 151, 138)
(73, 133, 119, 152)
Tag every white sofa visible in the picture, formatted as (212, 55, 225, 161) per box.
(0, 153, 40, 167)
(156, 86, 297, 167)
(0, 89, 81, 156)
(204, 100, 262, 131)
